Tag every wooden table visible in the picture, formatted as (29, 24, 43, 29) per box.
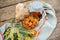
(0, 0, 60, 40)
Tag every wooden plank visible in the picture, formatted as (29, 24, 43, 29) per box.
(0, 0, 31, 8)
(57, 17, 60, 23)
(0, 20, 11, 26)
(56, 10, 60, 23)
(0, 0, 60, 9)
(56, 9, 60, 17)
(0, 5, 16, 21)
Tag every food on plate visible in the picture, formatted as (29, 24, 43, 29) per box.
(3, 22, 38, 40)
(15, 3, 42, 30)
(22, 15, 39, 30)
(3, 1, 45, 40)
(31, 12, 40, 16)
(30, 12, 42, 18)
(16, 3, 29, 22)
(25, 37, 32, 40)
(28, 30, 38, 36)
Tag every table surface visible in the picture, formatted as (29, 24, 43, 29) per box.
(0, 0, 60, 40)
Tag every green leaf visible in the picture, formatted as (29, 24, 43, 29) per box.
(13, 33, 18, 40)
(7, 38, 11, 40)
(11, 18, 15, 23)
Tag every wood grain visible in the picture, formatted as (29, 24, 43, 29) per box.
(0, 0, 31, 8)
(0, 5, 16, 21)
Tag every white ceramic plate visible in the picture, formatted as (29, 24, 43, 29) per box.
(0, 1, 57, 40)
(28, 1, 57, 40)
